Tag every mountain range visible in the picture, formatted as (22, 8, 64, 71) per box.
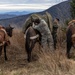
(0, 11, 34, 20)
(0, 0, 71, 27)
(44, 0, 71, 25)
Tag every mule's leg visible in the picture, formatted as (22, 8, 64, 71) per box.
(25, 40, 36, 62)
(4, 43, 8, 60)
(29, 40, 36, 61)
(25, 40, 31, 62)
(66, 29, 72, 58)
(66, 42, 72, 58)
(27, 50, 32, 62)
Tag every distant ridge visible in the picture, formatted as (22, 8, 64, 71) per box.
(0, 11, 33, 20)
(4, 11, 32, 16)
(43, 0, 71, 24)
(0, 14, 16, 20)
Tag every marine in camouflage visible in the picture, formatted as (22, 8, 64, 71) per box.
(52, 22, 58, 49)
(23, 12, 54, 50)
(22, 12, 53, 33)
(32, 18, 54, 50)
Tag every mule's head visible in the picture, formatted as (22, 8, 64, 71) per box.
(72, 34, 75, 47)
(5, 25, 14, 37)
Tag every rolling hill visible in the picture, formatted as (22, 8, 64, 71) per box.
(0, 0, 71, 27)
(44, 0, 71, 24)
(0, 11, 33, 20)
(0, 14, 16, 20)
(4, 11, 33, 16)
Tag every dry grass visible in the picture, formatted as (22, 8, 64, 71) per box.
(0, 28, 75, 75)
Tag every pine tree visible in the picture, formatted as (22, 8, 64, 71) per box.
(70, 0, 75, 19)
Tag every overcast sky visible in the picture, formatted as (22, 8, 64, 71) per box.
(0, 0, 67, 13)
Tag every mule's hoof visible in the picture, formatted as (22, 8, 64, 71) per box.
(27, 59, 31, 62)
(67, 55, 71, 59)
(5, 58, 8, 61)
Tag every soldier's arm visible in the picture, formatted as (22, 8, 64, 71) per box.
(32, 19, 47, 30)
(35, 19, 47, 27)
(32, 22, 40, 29)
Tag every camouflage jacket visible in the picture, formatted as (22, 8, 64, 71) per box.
(32, 19, 54, 49)
(52, 23, 58, 35)
(32, 19, 51, 35)
(22, 12, 53, 33)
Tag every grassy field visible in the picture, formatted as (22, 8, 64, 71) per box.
(0, 29, 75, 75)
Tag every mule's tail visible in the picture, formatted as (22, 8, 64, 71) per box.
(25, 31, 33, 62)
(25, 31, 31, 52)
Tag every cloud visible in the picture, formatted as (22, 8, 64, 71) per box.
(0, 0, 67, 13)
(0, 0, 28, 4)
(24, 0, 67, 4)
(0, 0, 67, 4)
(0, 3, 56, 11)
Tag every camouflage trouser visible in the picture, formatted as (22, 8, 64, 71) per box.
(52, 33, 57, 49)
(41, 33, 54, 50)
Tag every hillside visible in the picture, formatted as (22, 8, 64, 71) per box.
(44, 0, 71, 24)
(0, 29, 75, 75)
(0, 0, 71, 27)
(0, 11, 33, 20)
(0, 14, 16, 20)
(0, 15, 29, 27)
(3, 11, 33, 16)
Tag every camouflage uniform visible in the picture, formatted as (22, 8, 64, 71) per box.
(57, 23, 63, 44)
(42, 12, 53, 32)
(22, 14, 42, 33)
(22, 12, 53, 33)
(32, 19, 54, 50)
(52, 23, 58, 49)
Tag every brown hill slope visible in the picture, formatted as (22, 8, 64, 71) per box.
(0, 29, 75, 75)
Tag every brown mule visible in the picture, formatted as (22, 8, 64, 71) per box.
(25, 26, 41, 62)
(66, 20, 75, 58)
(0, 25, 14, 60)
(0, 30, 6, 56)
